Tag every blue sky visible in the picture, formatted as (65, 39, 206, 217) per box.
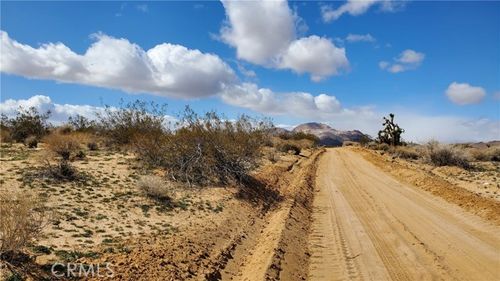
(1, 0, 499, 142)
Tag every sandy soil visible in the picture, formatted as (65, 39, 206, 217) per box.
(308, 148, 500, 280)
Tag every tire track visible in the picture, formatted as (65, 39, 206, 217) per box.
(307, 148, 500, 281)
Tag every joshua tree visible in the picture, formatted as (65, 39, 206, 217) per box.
(378, 113, 404, 146)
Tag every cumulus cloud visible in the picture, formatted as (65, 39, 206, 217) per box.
(0, 95, 179, 126)
(445, 82, 486, 105)
(220, 83, 359, 120)
(220, 0, 295, 65)
(345, 33, 376, 43)
(321, 0, 406, 22)
(0, 95, 103, 124)
(0, 31, 236, 99)
(279, 36, 349, 81)
(379, 49, 425, 73)
(219, 0, 349, 81)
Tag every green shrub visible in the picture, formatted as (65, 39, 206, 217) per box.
(97, 100, 167, 146)
(2, 107, 50, 143)
(134, 107, 272, 186)
(67, 114, 97, 132)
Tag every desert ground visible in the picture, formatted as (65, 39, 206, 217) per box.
(1, 136, 499, 281)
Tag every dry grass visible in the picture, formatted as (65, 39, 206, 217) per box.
(469, 147, 500, 162)
(43, 133, 81, 160)
(137, 175, 173, 202)
(391, 146, 420, 160)
(0, 192, 47, 257)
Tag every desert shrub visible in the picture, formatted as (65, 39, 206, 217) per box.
(97, 100, 167, 146)
(75, 150, 86, 160)
(279, 131, 319, 145)
(0, 192, 46, 258)
(43, 133, 81, 160)
(278, 143, 301, 155)
(425, 142, 471, 169)
(368, 142, 390, 151)
(470, 147, 500, 162)
(2, 107, 51, 143)
(137, 175, 172, 201)
(135, 108, 271, 186)
(56, 125, 73, 135)
(87, 141, 98, 151)
(24, 136, 38, 148)
(48, 160, 77, 180)
(0, 116, 13, 143)
(342, 141, 359, 147)
(391, 146, 420, 160)
(67, 114, 97, 132)
(133, 131, 170, 167)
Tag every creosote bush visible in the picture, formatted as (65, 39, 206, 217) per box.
(425, 141, 471, 169)
(97, 100, 167, 146)
(0, 192, 46, 259)
(134, 107, 272, 186)
(1, 107, 50, 143)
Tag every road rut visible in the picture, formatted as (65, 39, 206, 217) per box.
(308, 148, 500, 281)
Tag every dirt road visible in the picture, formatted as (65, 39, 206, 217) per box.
(308, 148, 500, 281)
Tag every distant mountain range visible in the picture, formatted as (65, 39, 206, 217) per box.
(273, 122, 369, 147)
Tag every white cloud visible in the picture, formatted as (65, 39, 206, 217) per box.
(220, 0, 295, 65)
(321, 0, 378, 22)
(397, 49, 425, 64)
(0, 31, 236, 99)
(0, 95, 103, 124)
(279, 36, 349, 81)
(220, 83, 343, 116)
(219, 0, 349, 81)
(321, 0, 406, 22)
(345, 33, 376, 43)
(379, 49, 425, 73)
(445, 82, 486, 105)
(0, 95, 178, 125)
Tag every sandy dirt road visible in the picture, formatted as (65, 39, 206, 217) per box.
(308, 148, 500, 281)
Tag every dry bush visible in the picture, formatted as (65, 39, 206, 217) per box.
(43, 133, 81, 160)
(24, 136, 38, 148)
(470, 147, 500, 162)
(137, 175, 172, 201)
(0, 192, 46, 258)
(342, 141, 359, 147)
(277, 143, 301, 155)
(279, 131, 319, 145)
(391, 146, 420, 160)
(97, 100, 167, 146)
(367, 142, 390, 151)
(134, 108, 271, 186)
(425, 142, 471, 169)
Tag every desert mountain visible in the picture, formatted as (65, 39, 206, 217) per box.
(292, 122, 367, 146)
